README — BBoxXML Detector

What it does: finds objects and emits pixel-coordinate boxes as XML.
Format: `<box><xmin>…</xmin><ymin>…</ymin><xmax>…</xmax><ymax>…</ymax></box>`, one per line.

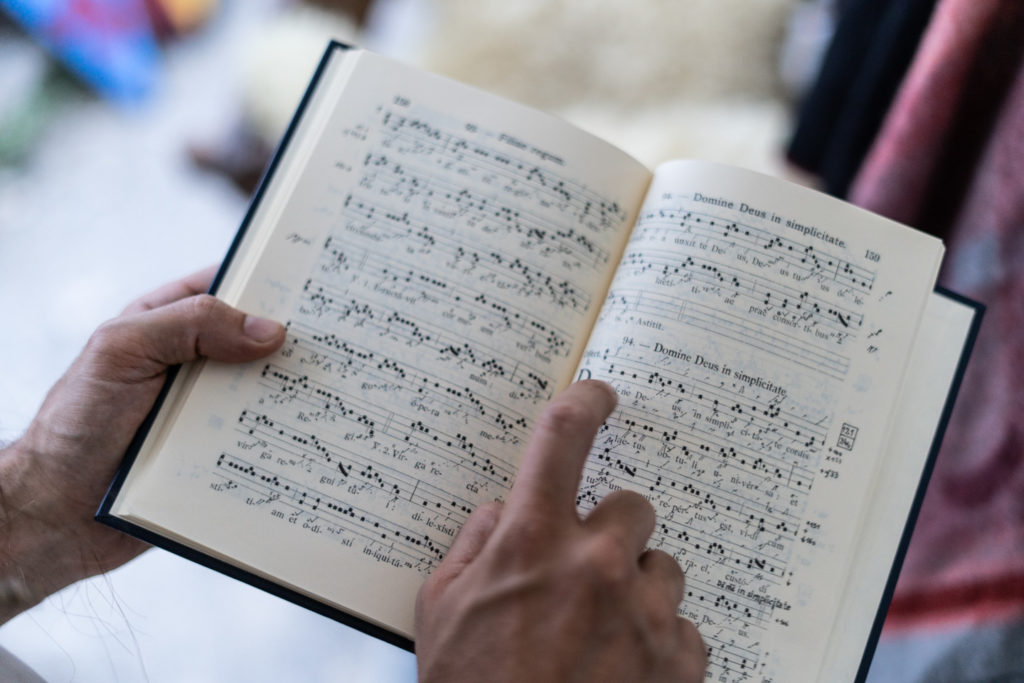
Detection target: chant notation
<box><xmin>341</xmin><ymin>192</ymin><xmax>593</xmax><ymax>311</ymax></box>
<box><xmin>256</xmin><ymin>360</ymin><xmax>528</xmax><ymax>483</ymax></box>
<box><xmin>213</xmin><ymin>451</ymin><xmax>455</xmax><ymax>572</ymax></box>
<box><xmin>234</xmin><ymin>408</ymin><xmax>508</xmax><ymax>503</ymax></box>
<box><xmin>317</xmin><ymin>237</ymin><xmax>573</xmax><ymax>358</ymax></box>
<box><xmin>584</xmin><ymin>443</ymin><xmax>801</xmax><ymax>565</ymax></box>
<box><xmin>618</xmin><ymin>249</ymin><xmax>864</xmax><ymax>333</ymax></box>
<box><xmin>580</xmin><ymin>427</ymin><xmax>797</xmax><ymax>681</ymax></box>
<box><xmin>360</xmin><ymin>151</ymin><xmax>609</xmax><ymax>267</ymax></box>
<box><xmin>640</xmin><ymin>205</ymin><xmax>876</xmax><ymax>294</ymax></box>
<box><xmin>574</xmin><ymin>332</ymin><xmax>838</xmax><ymax>680</ymax></box>
<box><xmin>304</xmin><ymin>251</ymin><xmax>572</xmax><ymax>362</ymax></box>
<box><xmin>680</xmin><ymin>574</ymin><xmax>770</xmax><ymax>677</ymax></box>
<box><xmin>299</xmin><ymin>279</ymin><xmax>560</xmax><ymax>387</ymax></box>
<box><xmin>286</xmin><ymin>313</ymin><xmax>544</xmax><ymax>417</ymax></box>
<box><xmin>284</xmin><ymin>318</ymin><xmax>552</xmax><ymax>413</ymax></box>
<box><xmin>597</xmin><ymin>355</ymin><xmax>827</xmax><ymax>454</ymax></box>
<box><xmin>375</xmin><ymin>108</ymin><xmax>628</xmax><ymax>234</ymax></box>
<box><xmin>582</xmin><ymin>393</ymin><xmax>816</xmax><ymax>541</ymax></box>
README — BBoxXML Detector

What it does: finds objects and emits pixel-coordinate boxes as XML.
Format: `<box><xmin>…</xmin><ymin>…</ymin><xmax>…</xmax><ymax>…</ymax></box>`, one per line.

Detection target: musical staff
<box><xmin>618</xmin><ymin>249</ymin><xmax>864</xmax><ymax>333</ymax></box>
<box><xmin>643</xmin><ymin>206</ymin><xmax>876</xmax><ymax>294</ymax></box>
<box><xmin>359</xmin><ymin>150</ymin><xmax>611</xmax><ymax>267</ymax></box>
<box><xmin>616</xmin><ymin>211</ymin><xmax>874</xmax><ymax>381</ymax></box>
<box><xmin>340</xmin><ymin>192</ymin><xmax>595</xmax><ymax>311</ymax></box>
<box><xmin>376</xmin><ymin>109</ymin><xmax>628</xmax><ymax>236</ymax></box>
<box><xmin>309</xmin><ymin>241</ymin><xmax>575</xmax><ymax>360</ymax></box>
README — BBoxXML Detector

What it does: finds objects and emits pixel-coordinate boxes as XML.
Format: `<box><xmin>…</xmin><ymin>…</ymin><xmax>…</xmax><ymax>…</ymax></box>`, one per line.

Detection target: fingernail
<box><xmin>243</xmin><ymin>315</ymin><xmax>284</xmax><ymax>342</ymax></box>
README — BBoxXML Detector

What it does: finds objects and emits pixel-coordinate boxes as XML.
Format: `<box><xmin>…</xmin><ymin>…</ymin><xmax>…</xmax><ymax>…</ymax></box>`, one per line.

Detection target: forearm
<box><xmin>0</xmin><ymin>438</ymin><xmax>63</xmax><ymax>623</ymax></box>
<box><xmin>0</xmin><ymin>427</ymin><xmax>150</xmax><ymax>625</ymax></box>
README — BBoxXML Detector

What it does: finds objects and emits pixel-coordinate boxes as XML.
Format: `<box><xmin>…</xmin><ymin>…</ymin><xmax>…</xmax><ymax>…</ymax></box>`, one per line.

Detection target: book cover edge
<box><xmin>89</xmin><ymin>43</ymin><xmax>985</xmax><ymax>668</ymax></box>
<box><xmin>100</xmin><ymin>513</ymin><xmax>414</xmax><ymax>651</ymax></box>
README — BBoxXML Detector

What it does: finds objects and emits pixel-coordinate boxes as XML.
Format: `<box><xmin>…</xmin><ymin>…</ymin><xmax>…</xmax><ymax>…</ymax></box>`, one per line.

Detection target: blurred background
<box><xmin>2</xmin><ymin>0</ymin><xmax>1022</xmax><ymax>680</ymax></box>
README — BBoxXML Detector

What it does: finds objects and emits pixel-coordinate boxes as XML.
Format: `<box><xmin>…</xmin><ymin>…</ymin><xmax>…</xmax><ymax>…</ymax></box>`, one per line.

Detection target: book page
<box><xmin>574</xmin><ymin>160</ymin><xmax>943</xmax><ymax>682</ymax></box>
<box><xmin>112</xmin><ymin>48</ymin><xmax>651</xmax><ymax>636</ymax></box>
<box><xmin>820</xmin><ymin>291</ymin><xmax>978</xmax><ymax>680</ymax></box>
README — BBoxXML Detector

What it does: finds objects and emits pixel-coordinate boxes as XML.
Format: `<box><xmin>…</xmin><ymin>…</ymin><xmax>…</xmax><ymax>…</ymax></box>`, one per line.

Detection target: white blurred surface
<box><xmin>0</xmin><ymin>2</ymin><xmax>420</xmax><ymax>680</ymax></box>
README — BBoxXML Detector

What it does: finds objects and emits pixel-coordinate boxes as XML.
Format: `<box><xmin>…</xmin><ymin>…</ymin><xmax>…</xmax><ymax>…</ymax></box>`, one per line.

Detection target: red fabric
<box><xmin>850</xmin><ymin>0</ymin><xmax>1024</xmax><ymax>630</ymax></box>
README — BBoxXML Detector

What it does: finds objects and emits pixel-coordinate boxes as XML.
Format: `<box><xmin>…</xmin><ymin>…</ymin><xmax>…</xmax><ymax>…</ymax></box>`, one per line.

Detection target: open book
<box><xmin>99</xmin><ymin>43</ymin><xmax>980</xmax><ymax>682</ymax></box>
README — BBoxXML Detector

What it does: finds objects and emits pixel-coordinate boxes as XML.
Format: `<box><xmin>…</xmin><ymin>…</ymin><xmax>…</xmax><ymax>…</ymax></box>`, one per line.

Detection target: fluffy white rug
<box><xmin>420</xmin><ymin>0</ymin><xmax>801</xmax><ymax>173</ymax></box>
<box><xmin>240</xmin><ymin>0</ymin><xmax>802</xmax><ymax>175</ymax></box>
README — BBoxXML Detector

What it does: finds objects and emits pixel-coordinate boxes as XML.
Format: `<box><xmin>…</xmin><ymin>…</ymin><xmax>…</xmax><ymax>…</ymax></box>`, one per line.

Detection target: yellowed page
<box><xmin>574</xmin><ymin>160</ymin><xmax>943</xmax><ymax>682</ymax></box>
<box><xmin>112</xmin><ymin>48</ymin><xmax>651</xmax><ymax>637</ymax></box>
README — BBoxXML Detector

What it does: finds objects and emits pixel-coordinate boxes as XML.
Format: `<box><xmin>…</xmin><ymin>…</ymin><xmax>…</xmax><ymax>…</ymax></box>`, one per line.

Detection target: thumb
<box><xmin>96</xmin><ymin>293</ymin><xmax>286</xmax><ymax>379</ymax></box>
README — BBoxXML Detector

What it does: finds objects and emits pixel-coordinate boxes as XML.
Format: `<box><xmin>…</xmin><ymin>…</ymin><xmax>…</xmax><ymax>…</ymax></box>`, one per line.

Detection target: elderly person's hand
<box><xmin>0</xmin><ymin>267</ymin><xmax>286</xmax><ymax>622</ymax></box>
<box><xmin>415</xmin><ymin>380</ymin><xmax>707</xmax><ymax>682</ymax></box>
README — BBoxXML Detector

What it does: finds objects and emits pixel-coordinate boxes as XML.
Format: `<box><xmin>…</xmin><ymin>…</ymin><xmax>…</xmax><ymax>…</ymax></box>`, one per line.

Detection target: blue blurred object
<box><xmin>0</xmin><ymin>0</ymin><xmax>160</xmax><ymax>102</ymax></box>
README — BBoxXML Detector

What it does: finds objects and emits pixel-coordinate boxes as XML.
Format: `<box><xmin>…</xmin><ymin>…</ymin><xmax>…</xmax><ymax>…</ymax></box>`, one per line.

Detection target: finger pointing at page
<box><xmin>503</xmin><ymin>379</ymin><xmax>618</xmax><ymax>520</ymax></box>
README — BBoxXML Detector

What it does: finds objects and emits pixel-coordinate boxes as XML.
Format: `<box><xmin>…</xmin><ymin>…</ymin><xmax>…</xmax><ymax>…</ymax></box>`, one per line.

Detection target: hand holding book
<box><xmin>0</xmin><ymin>268</ymin><xmax>707</xmax><ymax>681</ymax></box>
<box><xmin>0</xmin><ymin>266</ymin><xmax>286</xmax><ymax>623</ymax></box>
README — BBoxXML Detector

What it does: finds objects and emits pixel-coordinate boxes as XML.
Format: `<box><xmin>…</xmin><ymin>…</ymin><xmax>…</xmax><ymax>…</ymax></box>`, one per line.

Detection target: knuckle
<box><xmin>416</xmin><ymin>572</ymin><xmax>440</xmax><ymax>606</ymax></box>
<box><xmin>82</xmin><ymin>316</ymin><xmax>155</xmax><ymax>378</ymax></box>
<box><xmin>649</xmin><ymin>548</ymin><xmax>685</xmax><ymax>581</ymax></box>
<box><xmin>494</xmin><ymin>513</ymin><xmax>550</xmax><ymax>563</ymax></box>
<box><xmin>87</xmin><ymin>317</ymin><xmax>124</xmax><ymax>349</ymax></box>
<box><xmin>578</xmin><ymin>533</ymin><xmax>634</xmax><ymax>588</ymax></box>
<box><xmin>473</xmin><ymin>500</ymin><xmax>504</xmax><ymax>520</ymax></box>
<box><xmin>187</xmin><ymin>293</ymin><xmax>220</xmax><ymax>320</ymax></box>
<box><xmin>414</xmin><ymin>575</ymin><xmax>445</xmax><ymax>630</ymax></box>
<box><xmin>85</xmin><ymin>317</ymin><xmax>140</xmax><ymax>361</ymax></box>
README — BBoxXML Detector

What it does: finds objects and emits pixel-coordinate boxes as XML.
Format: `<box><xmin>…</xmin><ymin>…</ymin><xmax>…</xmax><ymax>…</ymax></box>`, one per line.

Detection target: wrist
<box><xmin>0</xmin><ymin>437</ymin><xmax>80</xmax><ymax>622</ymax></box>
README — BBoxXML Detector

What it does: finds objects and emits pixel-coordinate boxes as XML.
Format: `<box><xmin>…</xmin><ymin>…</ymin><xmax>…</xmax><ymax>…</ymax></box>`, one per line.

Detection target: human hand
<box><xmin>414</xmin><ymin>380</ymin><xmax>707</xmax><ymax>682</ymax></box>
<box><xmin>0</xmin><ymin>266</ymin><xmax>286</xmax><ymax>622</ymax></box>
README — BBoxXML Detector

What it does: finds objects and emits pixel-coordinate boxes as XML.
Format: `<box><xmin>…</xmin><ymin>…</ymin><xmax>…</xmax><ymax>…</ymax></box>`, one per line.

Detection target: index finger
<box><xmin>121</xmin><ymin>265</ymin><xmax>219</xmax><ymax>315</ymax></box>
<box><xmin>504</xmin><ymin>380</ymin><xmax>617</xmax><ymax>520</ymax></box>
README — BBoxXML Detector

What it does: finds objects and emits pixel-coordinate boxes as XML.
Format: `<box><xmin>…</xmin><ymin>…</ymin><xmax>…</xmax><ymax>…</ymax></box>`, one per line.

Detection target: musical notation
<box><xmin>618</xmin><ymin>249</ymin><xmax>864</xmax><ymax>333</ymax></box>
<box><xmin>607</xmin><ymin>204</ymin><xmax>878</xmax><ymax>384</ymax></box>
<box><xmin>576</xmin><ymin>368</ymin><xmax>816</xmax><ymax>676</ymax></box>
<box><xmin>185</xmin><ymin>84</ymin><xmax>886</xmax><ymax>680</ymax></box>
<box><xmin>310</xmin><ymin>240</ymin><xmax>574</xmax><ymax>360</ymax></box>
<box><xmin>645</xmin><ymin>206</ymin><xmax>876</xmax><ymax>294</ymax></box>
<box><xmin>375</xmin><ymin>109</ymin><xmax>628</xmax><ymax>236</ymax></box>
<box><xmin>359</xmin><ymin>151</ymin><xmax>610</xmax><ymax>267</ymax></box>
<box><xmin>340</xmin><ymin>193</ymin><xmax>595</xmax><ymax>312</ymax></box>
<box><xmin>575</xmin><ymin>346</ymin><xmax>821</xmax><ymax>676</ymax></box>
<box><xmin>201</xmin><ymin>91</ymin><xmax>634</xmax><ymax>584</ymax></box>
<box><xmin>569</xmin><ymin>183</ymin><xmax>883</xmax><ymax>679</ymax></box>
